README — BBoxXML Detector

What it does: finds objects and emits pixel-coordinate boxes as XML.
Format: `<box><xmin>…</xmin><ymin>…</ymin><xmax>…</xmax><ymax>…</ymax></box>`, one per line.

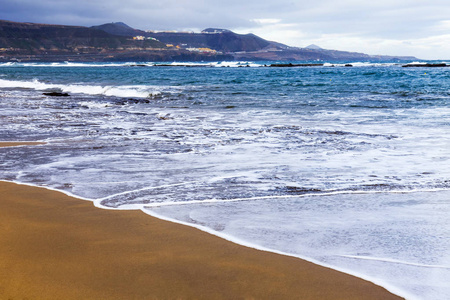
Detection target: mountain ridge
<box><xmin>0</xmin><ymin>20</ymin><xmax>417</xmax><ymax>62</ymax></box>
<box><xmin>91</xmin><ymin>22</ymin><xmax>287</xmax><ymax>53</ymax></box>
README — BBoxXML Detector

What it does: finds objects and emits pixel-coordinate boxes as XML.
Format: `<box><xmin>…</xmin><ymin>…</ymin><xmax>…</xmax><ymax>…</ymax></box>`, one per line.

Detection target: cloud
<box><xmin>1</xmin><ymin>0</ymin><xmax>450</xmax><ymax>59</ymax></box>
<box><xmin>251</xmin><ymin>19</ymin><xmax>282</xmax><ymax>25</ymax></box>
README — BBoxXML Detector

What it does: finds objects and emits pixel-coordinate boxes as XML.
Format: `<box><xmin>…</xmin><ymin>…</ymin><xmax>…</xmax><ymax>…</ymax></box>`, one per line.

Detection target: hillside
<box><xmin>0</xmin><ymin>20</ymin><xmax>417</xmax><ymax>62</ymax></box>
<box><xmin>91</xmin><ymin>22</ymin><xmax>146</xmax><ymax>37</ymax></box>
<box><xmin>92</xmin><ymin>22</ymin><xmax>287</xmax><ymax>53</ymax></box>
<box><xmin>0</xmin><ymin>20</ymin><xmax>165</xmax><ymax>54</ymax></box>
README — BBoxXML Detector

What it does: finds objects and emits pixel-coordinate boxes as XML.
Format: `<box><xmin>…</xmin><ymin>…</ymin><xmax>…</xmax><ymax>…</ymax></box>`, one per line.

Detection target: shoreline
<box><xmin>0</xmin><ymin>179</ymin><xmax>404</xmax><ymax>299</ymax></box>
<box><xmin>0</xmin><ymin>142</ymin><xmax>405</xmax><ymax>299</ymax></box>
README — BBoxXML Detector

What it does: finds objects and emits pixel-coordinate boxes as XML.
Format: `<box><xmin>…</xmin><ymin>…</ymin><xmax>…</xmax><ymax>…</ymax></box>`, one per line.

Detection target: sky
<box><xmin>1</xmin><ymin>0</ymin><xmax>450</xmax><ymax>60</ymax></box>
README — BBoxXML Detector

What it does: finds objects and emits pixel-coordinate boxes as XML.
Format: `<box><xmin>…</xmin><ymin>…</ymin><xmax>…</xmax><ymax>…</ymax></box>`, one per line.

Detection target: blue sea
<box><xmin>1</xmin><ymin>61</ymin><xmax>449</xmax><ymax>299</ymax></box>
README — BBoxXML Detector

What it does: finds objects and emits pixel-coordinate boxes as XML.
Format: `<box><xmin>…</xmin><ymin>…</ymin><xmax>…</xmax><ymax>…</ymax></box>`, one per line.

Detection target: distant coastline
<box><xmin>0</xmin><ymin>19</ymin><xmax>418</xmax><ymax>62</ymax></box>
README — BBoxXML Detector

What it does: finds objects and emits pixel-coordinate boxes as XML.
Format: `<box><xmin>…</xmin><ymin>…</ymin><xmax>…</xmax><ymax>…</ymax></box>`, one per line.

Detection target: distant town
<box><xmin>133</xmin><ymin>32</ymin><xmax>221</xmax><ymax>54</ymax></box>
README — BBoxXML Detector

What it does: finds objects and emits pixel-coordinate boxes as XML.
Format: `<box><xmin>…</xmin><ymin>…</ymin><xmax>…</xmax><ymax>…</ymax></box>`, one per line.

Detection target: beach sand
<box><xmin>0</xmin><ymin>145</ymin><xmax>403</xmax><ymax>300</ymax></box>
<box><xmin>0</xmin><ymin>141</ymin><xmax>46</xmax><ymax>147</ymax></box>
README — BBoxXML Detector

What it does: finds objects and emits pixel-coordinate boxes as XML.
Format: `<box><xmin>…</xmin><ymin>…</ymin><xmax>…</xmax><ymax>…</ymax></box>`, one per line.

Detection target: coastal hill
<box><xmin>92</xmin><ymin>22</ymin><xmax>288</xmax><ymax>53</ymax></box>
<box><xmin>0</xmin><ymin>20</ymin><xmax>417</xmax><ymax>62</ymax></box>
<box><xmin>0</xmin><ymin>20</ymin><xmax>165</xmax><ymax>52</ymax></box>
<box><xmin>0</xmin><ymin>20</ymin><xmax>232</xmax><ymax>62</ymax></box>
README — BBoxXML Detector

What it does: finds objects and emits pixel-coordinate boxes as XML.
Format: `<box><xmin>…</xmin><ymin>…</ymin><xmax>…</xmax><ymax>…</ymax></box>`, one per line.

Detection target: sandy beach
<box><xmin>0</xmin><ymin>144</ymin><xmax>403</xmax><ymax>300</ymax></box>
<box><xmin>0</xmin><ymin>141</ymin><xmax>46</xmax><ymax>147</ymax></box>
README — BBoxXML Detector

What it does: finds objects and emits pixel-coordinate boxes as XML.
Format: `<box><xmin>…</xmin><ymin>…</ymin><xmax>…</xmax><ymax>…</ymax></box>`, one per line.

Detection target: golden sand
<box><xmin>0</xmin><ymin>181</ymin><xmax>403</xmax><ymax>300</ymax></box>
<box><xmin>0</xmin><ymin>141</ymin><xmax>46</xmax><ymax>147</ymax></box>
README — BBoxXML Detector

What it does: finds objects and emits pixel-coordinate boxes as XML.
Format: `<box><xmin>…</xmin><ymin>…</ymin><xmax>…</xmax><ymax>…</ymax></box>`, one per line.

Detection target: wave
<box><xmin>323</xmin><ymin>62</ymin><xmax>400</xmax><ymax>67</ymax></box>
<box><xmin>163</xmin><ymin>61</ymin><xmax>263</xmax><ymax>68</ymax></box>
<box><xmin>1</xmin><ymin>61</ymin><xmax>434</xmax><ymax>69</ymax></box>
<box><xmin>1</xmin><ymin>61</ymin><xmax>403</xmax><ymax>68</ymax></box>
<box><xmin>157</xmin><ymin>61</ymin><xmax>401</xmax><ymax>68</ymax></box>
<box><xmin>0</xmin><ymin>61</ymin><xmax>265</xmax><ymax>68</ymax></box>
<box><xmin>0</xmin><ymin>78</ymin><xmax>164</xmax><ymax>98</ymax></box>
<box><xmin>0</xmin><ymin>62</ymin><xmax>140</xmax><ymax>68</ymax></box>
<box><xmin>95</xmin><ymin>182</ymin><xmax>450</xmax><ymax>209</ymax></box>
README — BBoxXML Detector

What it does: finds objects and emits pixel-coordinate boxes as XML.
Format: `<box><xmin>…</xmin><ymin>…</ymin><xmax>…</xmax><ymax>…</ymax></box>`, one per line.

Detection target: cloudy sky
<box><xmin>2</xmin><ymin>0</ymin><xmax>450</xmax><ymax>59</ymax></box>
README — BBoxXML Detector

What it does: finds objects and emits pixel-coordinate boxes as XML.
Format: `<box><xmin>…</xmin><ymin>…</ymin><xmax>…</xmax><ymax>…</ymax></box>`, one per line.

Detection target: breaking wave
<box><xmin>0</xmin><ymin>78</ymin><xmax>163</xmax><ymax>98</ymax></box>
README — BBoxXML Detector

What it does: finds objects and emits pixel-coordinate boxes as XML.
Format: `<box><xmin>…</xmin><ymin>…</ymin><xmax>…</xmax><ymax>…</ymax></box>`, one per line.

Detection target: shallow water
<box><xmin>1</xmin><ymin>61</ymin><xmax>449</xmax><ymax>299</ymax></box>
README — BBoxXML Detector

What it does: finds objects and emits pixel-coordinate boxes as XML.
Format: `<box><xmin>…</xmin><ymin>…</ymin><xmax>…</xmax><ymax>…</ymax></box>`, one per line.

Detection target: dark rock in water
<box><xmin>43</xmin><ymin>92</ymin><xmax>70</xmax><ymax>97</ymax></box>
<box><xmin>270</xmin><ymin>63</ymin><xmax>294</xmax><ymax>67</ymax></box>
<box><xmin>402</xmin><ymin>63</ymin><xmax>447</xmax><ymax>67</ymax></box>
<box><xmin>345</xmin><ymin>64</ymin><xmax>353</xmax><ymax>67</ymax></box>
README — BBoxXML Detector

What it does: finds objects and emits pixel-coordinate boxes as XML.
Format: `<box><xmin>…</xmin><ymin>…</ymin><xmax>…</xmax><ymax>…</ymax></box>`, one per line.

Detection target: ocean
<box><xmin>0</xmin><ymin>61</ymin><xmax>449</xmax><ymax>299</ymax></box>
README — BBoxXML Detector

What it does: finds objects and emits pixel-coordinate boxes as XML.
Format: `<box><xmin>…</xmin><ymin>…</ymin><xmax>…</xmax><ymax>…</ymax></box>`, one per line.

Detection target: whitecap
<box><xmin>0</xmin><ymin>78</ymin><xmax>162</xmax><ymax>98</ymax></box>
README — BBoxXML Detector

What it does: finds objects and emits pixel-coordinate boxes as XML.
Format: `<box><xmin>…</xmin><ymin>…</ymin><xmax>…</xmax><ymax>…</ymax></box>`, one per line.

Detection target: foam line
<box><xmin>127</xmin><ymin>188</ymin><xmax>450</xmax><ymax>208</ymax></box>
<box><xmin>97</xmin><ymin>181</ymin><xmax>200</xmax><ymax>201</ymax></box>
<box><xmin>340</xmin><ymin>255</ymin><xmax>450</xmax><ymax>269</ymax></box>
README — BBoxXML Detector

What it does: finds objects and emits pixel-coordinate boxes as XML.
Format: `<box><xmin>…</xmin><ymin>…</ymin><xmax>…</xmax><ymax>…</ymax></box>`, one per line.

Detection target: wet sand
<box><xmin>0</xmin><ymin>141</ymin><xmax>46</xmax><ymax>147</ymax></box>
<box><xmin>0</xmin><ymin>144</ymin><xmax>403</xmax><ymax>299</ymax></box>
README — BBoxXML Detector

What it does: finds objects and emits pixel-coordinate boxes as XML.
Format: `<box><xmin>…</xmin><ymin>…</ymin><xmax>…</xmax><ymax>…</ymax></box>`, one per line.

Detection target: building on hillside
<box><xmin>186</xmin><ymin>47</ymin><xmax>218</xmax><ymax>54</ymax></box>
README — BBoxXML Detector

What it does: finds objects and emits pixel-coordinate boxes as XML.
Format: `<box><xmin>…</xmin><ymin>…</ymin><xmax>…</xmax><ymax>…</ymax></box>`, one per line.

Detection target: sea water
<box><xmin>0</xmin><ymin>61</ymin><xmax>449</xmax><ymax>299</ymax></box>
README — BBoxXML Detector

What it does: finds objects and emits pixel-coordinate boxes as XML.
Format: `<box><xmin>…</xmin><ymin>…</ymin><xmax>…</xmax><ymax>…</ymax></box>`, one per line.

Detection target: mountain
<box><xmin>0</xmin><ymin>20</ymin><xmax>235</xmax><ymax>62</ymax></box>
<box><xmin>91</xmin><ymin>22</ymin><xmax>146</xmax><ymax>37</ymax></box>
<box><xmin>0</xmin><ymin>19</ymin><xmax>165</xmax><ymax>54</ymax></box>
<box><xmin>305</xmin><ymin>44</ymin><xmax>322</xmax><ymax>50</ymax></box>
<box><xmin>91</xmin><ymin>22</ymin><xmax>416</xmax><ymax>61</ymax></box>
<box><xmin>91</xmin><ymin>22</ymin><xmax>285</xmax><ymax>53</ymax></box>
<box><xmin>0</xmin><ymin>20</ymin><xmax>417</xmax><ymax>62</ymax></box>
<box><xmin>149</xmin><ymin>31</ymin><xmax>277</xmax><ymax>52</ymax></box>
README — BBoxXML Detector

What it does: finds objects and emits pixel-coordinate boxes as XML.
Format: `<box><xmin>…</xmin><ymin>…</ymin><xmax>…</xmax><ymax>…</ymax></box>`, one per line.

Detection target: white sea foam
<box><xmin>0</xmin><ymin>61</ymin><xmax>265</xmax><ymax>68</ymax></box>
<box><xmin>213</xmin><ymin>61</ymin><xmax>262</xmax><ymax>67</ymax></box>
<box><xmin>102</xmin><ymin>188</ymin><xmax>449</xmax><ymax>208</ymax></box>
<box><xmin>153</xmin><ymin>61</ymin><xmax>263</xmax><ymax>67</ymax></box>
<box><xmin>405</xmin><ymin>61</ymin><xmax>427</xmax><ymax>65</ymax></box>
<box><xmin>0</xmin><ymin>61</ymin><xmax>410</xmax><ymax>69</ymax></box>
<box><xmin>0</xmin><ymin>62</ymin><xmax>139</xmax><ymax>68</ymax></box>
<box><xmin>339</xmin><ymin>255</ymin><xmax>450</xmax><ymax>269</ymax></box>
<box><xmin>98</xmin><ymin>181</ymin><xmax>200</xmax><ymax>202</ymax></box>
<box><xmin>165</xmin><ymin>62</ymin><xmax>214</xmax><ymax>67</ymax></box>
<box><xmin>323</xmin><ymin>62</ymin><xmax>399</xmax><ymax>67</ymax></box>
<box><xmin>0</xmin><ymin>62</ymin><xmax>17</xmax><ymax>67</ymax></box>
<box><xmin>0</xmin><ymin>78</ymin><xmax>161</xmax><ymax>98</ymax></box>
<box><xmin>79</xmin><ymin>101</ymin><xmax>110</xmax><ymax>109</ymax></box>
